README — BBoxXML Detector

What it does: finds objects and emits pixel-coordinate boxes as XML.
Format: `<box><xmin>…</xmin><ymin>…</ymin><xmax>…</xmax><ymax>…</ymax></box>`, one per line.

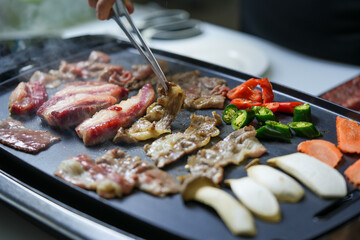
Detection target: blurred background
<box><xmin>0</xmin><ymin>0</ymin><xmax>239</xmax><ymax>35</ymax></box>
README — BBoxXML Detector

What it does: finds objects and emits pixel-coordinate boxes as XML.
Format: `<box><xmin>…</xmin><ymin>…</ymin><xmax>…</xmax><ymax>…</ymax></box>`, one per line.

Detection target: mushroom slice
<box><xmin>247</xmin><ymin>165</ymin><xmax>305</xmax><ymax>202</ymax></box>
<box><xmin>267</xmin><ymin>153</ymin><xmax>347</xmax><ymax>198</ymax></box>
<box><xmin>225</xmin><ymin>177</ymin><xmax>281</xmax><ymax>222</ymax></box>
<box><xmin>181</xmin><ymin>176</ymin><xmax>256</xmax><ymax>236</ymax></box>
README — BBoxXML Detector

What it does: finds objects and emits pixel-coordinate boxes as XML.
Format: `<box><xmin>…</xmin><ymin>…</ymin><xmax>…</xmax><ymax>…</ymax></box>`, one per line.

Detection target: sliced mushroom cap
<box><xmin>247</xmin><ymin>164</ymin><xmax>305</xmax><ymax>202</ymax></box>
<box><xmin>267</xmin><ymin>153</ymin><xmax>347</xmax><ymax>198</ymax></box>
<box><xmin>226</xmin><ymin>177</ymin><xmax>281</xmax><ymax>222</ymax></box>
<box><xmin>181</xmin><ymin>176</ymin><xmax>256</xmax><ymax>236</ymax></box>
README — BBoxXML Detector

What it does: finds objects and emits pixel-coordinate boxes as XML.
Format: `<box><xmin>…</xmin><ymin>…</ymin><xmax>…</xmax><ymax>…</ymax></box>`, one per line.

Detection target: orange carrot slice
<box><xmin>344</xmin><ymin>159</ymin><xmax>360</xmax><ymax>189</ymax></box>
<box><xmin>336</xmin><ymin>116</ymin><xmax>360</xmax><ymax>154</ymax></box>
<box><xmin>297</xmin><ymin>139</ymin><xmax>342</xmax><ymax>168</ymax></box>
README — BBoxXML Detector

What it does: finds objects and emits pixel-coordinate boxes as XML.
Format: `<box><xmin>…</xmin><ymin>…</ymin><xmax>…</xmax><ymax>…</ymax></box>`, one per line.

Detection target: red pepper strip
<box><xmin>277</xmin><ymin>102</ymin><xmax>304</xmax><ymax>114</ymax></box>
<box><xmin>227</xmin><ymin>78</ymin><xmax>260</xmax><ymax>100</ymax></box>
<box><xmin>259</xmin><ymin>78</ymin><xmax>274</xmax><ymax>103</ymax></box>
<box><xmin>250</xmin><ymin>89</ymin><xmax>263</xmax><ymax>102</ymax></box>
<box><xmin>262</xmin><ymin>102</ymin><xmax>280</xmax><ymax>113</ymax></box>
<box><xmin>230</xmin><ymin>98</ymin><xmax>262</xmax><ymax>110</ymax></box>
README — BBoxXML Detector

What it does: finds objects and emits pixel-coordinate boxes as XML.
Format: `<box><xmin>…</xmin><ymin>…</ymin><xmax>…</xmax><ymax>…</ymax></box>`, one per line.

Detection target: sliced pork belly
<box><xmin>0</xmin><ymin>118</ymin><xmax>60</xmax><ymax>154</ymax></box>
<box><xmin>113</xmin><ymin>82</ymin><xmax>185</xmax><ymax>143</ymax></box>
<box><xmin>187</xmin><ymin>126</ymin><xmax>267</xmax><ymax>184</ymax></box>
<box><xmin>37</xmin><ymin>81</ymin><xmax>128</xmax><ymax>128</ymax></box>
<box><xmin>105</xmin><ymin>59</ymin><xmax>169</xmax><ymax>90</ymax></box>
<box><xmin>28</xmin><ymin>51</ymin><xmax>113</xmax><ymax>89</ymax></box>
<box><xmin>54</xmin><ymin>153</ymin><xmax>136</xmax><ymax>198</ymax></box>
<box><xmin>168</xmin><ymin>70</ymin><xmax>230</xmax><ymax>109</ymax></box>
<box><xmin>55</xmin><ymin>149</ymin><xmax>180</xmax><ymax>198</ymax></box>
<box><xmin>144</xmin><ymin>111</ymin><xmax>222</xmax><ymax>168</ymax></box>
<box><xmin>29</xmin><ymin>70</ymin><xmax>76</xmax><ymax>89</ymax></box>
<box><xmin>8</xmin><ymin>81</ymin><xmax>47</xmax><ymax>115</ymax></box>
<box><xmin>59</xmin><ymin>50</ymin><xmax>114</xmax><ymax>79</ymax></box>
<box><xmin>76</xmin><ymin>84</ymin><xmax>156</xmax><ymax>146</ymax></box>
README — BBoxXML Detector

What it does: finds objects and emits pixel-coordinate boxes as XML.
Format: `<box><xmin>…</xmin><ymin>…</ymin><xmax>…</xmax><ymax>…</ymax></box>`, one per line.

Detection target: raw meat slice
<box><xmin>0</xmin><ymin>118</ymin><xmax>60</xmax><ymax>154</ymax></box>
<box><xmin>320</xmin><ymin>76</ymin><xmax>360</xmax><ymax>111</ymax></box>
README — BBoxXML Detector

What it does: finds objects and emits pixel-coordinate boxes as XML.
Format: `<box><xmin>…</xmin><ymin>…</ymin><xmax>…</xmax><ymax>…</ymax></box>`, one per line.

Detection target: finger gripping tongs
<box><xmin>112</xmin><ymin>0</ymin><xmax>168</xmax><ymax>91</ymax></box>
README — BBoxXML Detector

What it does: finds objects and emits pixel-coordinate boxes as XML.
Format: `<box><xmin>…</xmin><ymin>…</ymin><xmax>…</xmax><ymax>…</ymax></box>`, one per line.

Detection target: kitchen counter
<box><xmin>0</xmin><ymin>3</ymin><xmax>360</xmax><ymax>239</ymax></box>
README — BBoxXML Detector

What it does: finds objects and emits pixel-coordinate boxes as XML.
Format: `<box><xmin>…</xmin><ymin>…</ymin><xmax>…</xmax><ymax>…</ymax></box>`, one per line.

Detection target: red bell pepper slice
<box><xmin>262</xmin><ymin>102</ymin><xmax>280</xmax><ymax>113</ymax></box>
<box><xmin>227</xmin><ymin>78</ymin><xmax>260</xmax><ymax>100</ymax></box>
<box><xmin>250</xmin><ymin>89</ymin><xmax>263</xmax><ymax>102</ymax></box>
<box><xmin>230</xmin><ymin>98</ymin><xmax>262</xmax><ymax>110</ymax></box>
<box><xmin>277</xmin><ymin>102</ymin><xmax>304</xmax><ymax>114</ymax></box>
<box><xmin>259</xmin><ymin>78</ymin><xmax>274</xmax><ymax>103</ymax></box>
<box><xmin>227</xmin><ymin>78</ymin><xmax>274</xmax><ymax>104</ymax></box>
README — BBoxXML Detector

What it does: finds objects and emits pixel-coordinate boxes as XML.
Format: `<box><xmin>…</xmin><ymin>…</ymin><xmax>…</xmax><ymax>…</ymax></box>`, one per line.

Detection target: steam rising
<box><xmin>0</xmin><ymin>0</ymin><xmax>95</xmax><ymax>36</ymax></box>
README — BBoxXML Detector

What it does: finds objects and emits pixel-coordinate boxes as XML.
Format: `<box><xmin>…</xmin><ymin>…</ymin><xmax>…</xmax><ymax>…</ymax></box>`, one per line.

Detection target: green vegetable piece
<box><xmin>288</xmin><ymin>122</ymin><xmax>322</xmax><ymax>138</ymax></box>
<box><xmin>252</xmin><ymin>106</ymin><xmax>278</xmax><ymax>124</ymax></box>
<box><xmin>231</xmin><ymin>109</ymin><xmax>255</xmax><ymax>130</ymax></box>
<box><xmin>222</xmin><ymin>104</ymin><xmax>239</xmax><ymax>124</ymax></box>
<box><xmin>293</xmin><ymin>104</ymin><xmax>312</xmax><ymax>122</ymax></box>
<box><xmin>256</xmin><ymin>121</ymin><xmax>292</xmax><ymax>143</ymax></box>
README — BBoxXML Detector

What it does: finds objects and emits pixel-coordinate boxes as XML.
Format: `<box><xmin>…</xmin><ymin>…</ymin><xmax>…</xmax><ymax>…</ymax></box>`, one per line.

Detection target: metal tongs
<box><xmin>112</xmin><ymin>0</ymin><xmax>168</xmax><ymax>91</ymax></box>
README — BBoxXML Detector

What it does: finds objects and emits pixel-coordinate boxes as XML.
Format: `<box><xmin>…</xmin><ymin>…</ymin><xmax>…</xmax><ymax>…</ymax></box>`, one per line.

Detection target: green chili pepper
<box><xmin>231</xmin><ymin>109</ymin><xmax>255</xmax><ymax>130</ymax></box>
<box><xmin>256</xmin><ymin>120</ymin><xmax>292</xmax><ymax>143</ymax></box>
<box><xmin>222</xmin><ymin>104</ymin><xmax>239</xmax><ymax>124</ymax></box>
<box><xmin>288</xmin><ymin>122</ymin><xmax>321</xmax><ymax>138</ymax></box>
<box><xmin>293</xmin><ymin>104</ymin><xmax>312</xmax><ymax>122</ymax></box>
<box><xmin>252</xmin><ymin>106</ymin><xmax>278</xmax><ymax>124</ymax></box>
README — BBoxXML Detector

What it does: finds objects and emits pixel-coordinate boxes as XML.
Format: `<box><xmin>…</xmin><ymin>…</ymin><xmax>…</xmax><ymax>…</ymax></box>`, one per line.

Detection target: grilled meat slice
<box><xmin>105</xmin><ymin>59</ymin><xmax>169</xmax><ymax>90</ymax></box>
<box><xmin>37</xmin><ymin>81</ymin><xmax>128</xmax><ymax>129</ymax></box>
<box><xmin>8</xmin><ymin>81</ymin><xmax>47</xmax><ymax>115</ymax></box>
<box><xmin>28</xmin><ymin>51</ymin><xmax>114</xmax><ymax>89</ymax></box>
<box><xmin>0</xmin><ymin>118</ymin><xmax>60</xmax><ymax>154</ymax></box>
<box><xmin>168</xmin><ymin>70</ymin><xmax>230</xmax><ymax>109</ymax></box>
<box><xmin>54</xmin><ymin>153</ymin><xmax>136</xmax><ymax>198</ymax></box>
<box><xmin>187</xmin><ymin>126</ymin><xmax>267</xmax><ymax>184</ymax></box>
<box><xmin>113</xmin><ymin>82</ymin><xmax>185</xmax><ymax>143</ymax></box>
<box><xmin>59</xmin><ymin>50</ymin><xmax>115</xmax><ymax>79</ymax></box>
<box><xmin>76</xmin><ymin>84</ymin><xmax>156</xmax><ymax>146</ymax></box>
<box><xmin>55</xmin><ymin>149</ymin><xmax>180</xmax><ymax>198</ymax></box>
<box><xmin>144</xmin><ymin>111</ymin><xmax>222</xmax><ymax>168</ymax></box>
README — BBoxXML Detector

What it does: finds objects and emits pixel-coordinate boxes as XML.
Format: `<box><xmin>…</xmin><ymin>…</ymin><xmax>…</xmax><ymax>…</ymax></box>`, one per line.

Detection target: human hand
<box><xmin>88</xmin><ymin>0</ymin><xmax>134</xmax><ymax>20</ymax></box>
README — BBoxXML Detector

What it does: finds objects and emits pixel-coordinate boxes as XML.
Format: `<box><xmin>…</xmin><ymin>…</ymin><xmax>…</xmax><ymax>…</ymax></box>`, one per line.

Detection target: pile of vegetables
<box><xmin>223</xmin><ymin>78</ymin><xmax>321</xmax><ymax>142</ymax></box>
<box><xmin>225</xmin><ymin>78</ymin><xmax>360</xmax><ymax>190</ymax></box>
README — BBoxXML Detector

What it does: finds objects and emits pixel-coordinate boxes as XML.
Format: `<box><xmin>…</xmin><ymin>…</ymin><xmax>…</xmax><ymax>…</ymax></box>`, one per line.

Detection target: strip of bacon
<box><xmin>8</xmin><ymin>81</ymin><xmax>48</xmax><ymax>115</ymax></box>
<box><xmin>0</xmin><ymin>118</ymin><xmax>60</xmax><ymax>154</ymax></box>
<box><xmin>144</xmin><ymin>112</ymin><xmax>222</xmax><ymax>168</ymax></box>
<box><xmin>37</xmin><ymin>81</ymin><xmax>128</xmax><ymax>129</ymax></box>
<box><xmin>186</xmin><ymin>126</ymin><xmax>267</xmax><ymax>184</ymax></box>
<box><xmin>113</xmin><ymin>82</ymin><xmax>185</xmax><ymax>143</ymax></box>
<box><xmin>54</xmin><ymin>149</ymin><xmax>180</xmax><ymax>198</ymax></box>
<box><xmin>76</xmin><ymin>84</ymin><xmax>156</xmax><ymax>146</ymax></box>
